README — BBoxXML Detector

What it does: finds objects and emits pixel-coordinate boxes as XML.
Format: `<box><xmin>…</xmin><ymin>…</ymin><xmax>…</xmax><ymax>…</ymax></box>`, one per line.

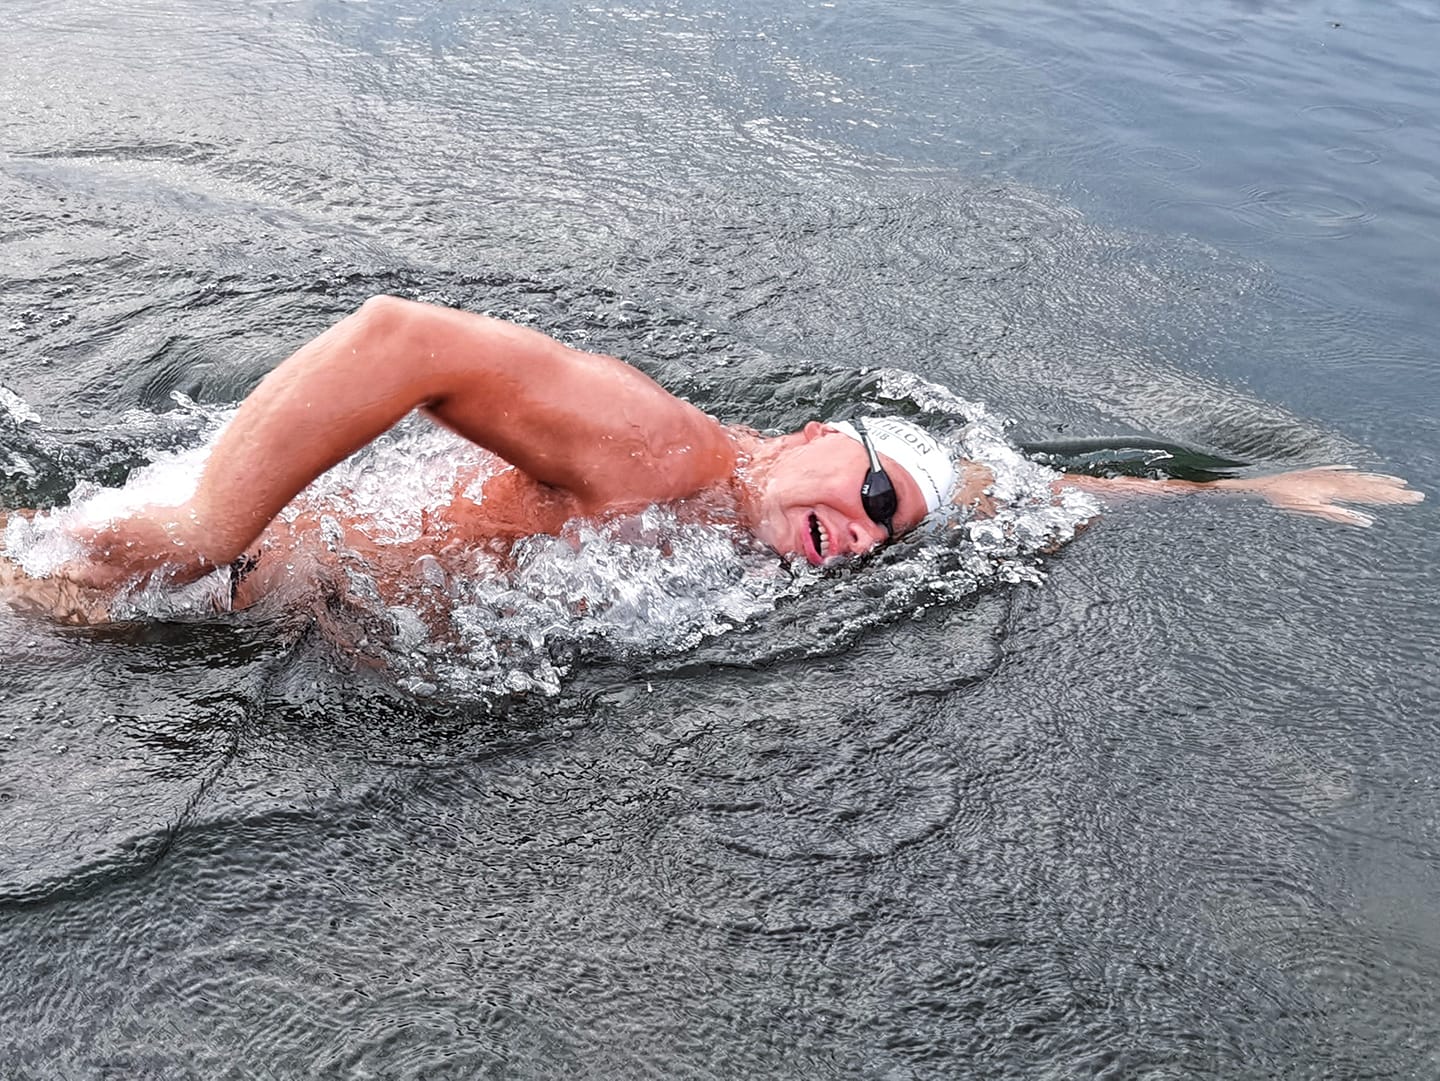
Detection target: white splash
<box><xmin>5</xmin><ymin>439</ymin><xmax>216</xmax><ymax>581</ymax></box>
<box><xmin>1</xmin><ymin>386</ymin><xmax>43</xmax><ymax>426</ymax></box>
<box><xmin>878</xmin><ymin>368</ymin><xmax>1100</xmax><ymax>583</ymax></box>
<box><xmin>4</xmin><ymin>376</ymin><xmax>1099</xmax><ymax>700</ymax></box>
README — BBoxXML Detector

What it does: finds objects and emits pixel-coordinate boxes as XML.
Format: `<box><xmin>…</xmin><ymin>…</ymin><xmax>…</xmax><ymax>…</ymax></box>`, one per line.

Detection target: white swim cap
<box><xmin>829</xmin><ymin>417</ymin><xmax>956</xmax><ymax>514</ymax></box>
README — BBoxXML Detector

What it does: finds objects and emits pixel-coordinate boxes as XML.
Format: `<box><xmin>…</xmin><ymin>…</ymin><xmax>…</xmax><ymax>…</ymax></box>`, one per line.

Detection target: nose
<box><xmin>846</xmin><ymin>517</ymin><xmax>887</xmax><ymax>555</ymax></box>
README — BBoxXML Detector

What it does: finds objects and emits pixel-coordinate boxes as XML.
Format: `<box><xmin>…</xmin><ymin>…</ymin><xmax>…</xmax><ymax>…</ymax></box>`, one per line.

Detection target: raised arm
<box><xmin>62</xmin><ymin>296</ymin><xmax>735</xmax><ymax>587</ymax></box>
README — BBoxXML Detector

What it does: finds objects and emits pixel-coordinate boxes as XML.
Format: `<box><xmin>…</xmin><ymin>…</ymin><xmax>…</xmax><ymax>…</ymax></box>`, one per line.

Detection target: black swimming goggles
<box><xmin>853</xmin><ymin>418</ymin><xmax>898</xmax><ymax>538</ymax></box>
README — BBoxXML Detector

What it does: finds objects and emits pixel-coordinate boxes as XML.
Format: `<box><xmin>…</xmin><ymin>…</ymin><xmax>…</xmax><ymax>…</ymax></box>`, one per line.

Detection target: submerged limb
<box><xmin>1063</xmin><ymin>465</ymin><xmax>1423</xmax><ymax>526</ymax></box>
<box><xmin>1</xmin><ymin>547</ymin><xmax>113</xmax><ymax>624</ymax></box>
<box><xmin>1221</xmin><ymin>466</ymin><xmax>1423</xmax><ymax>526</ymax></box>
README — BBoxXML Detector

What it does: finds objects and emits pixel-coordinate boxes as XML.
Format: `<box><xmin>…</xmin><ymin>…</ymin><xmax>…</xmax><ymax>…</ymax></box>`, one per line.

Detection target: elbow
<box><xmin>353</xmin><ymin>293</ymin><xmax>421</xmax><ymax>343</ymax></box>
<box><xmin>321</xmin><ymin>295</ymin><xmax>420</xmax><ymax>374</ymax></box>
<box><xmin>351</xmin><ymin>292</ymin><xmax>474</xmax><ymax>362</ymax></box>
<box><xmin>341</xmin><ymin>294</ymin><xmax>444</xmax><ymax>403</ymax></box>
<box><xmin>357</xmin><ymin>292</ymin><xmax>415</xmax><ymax>319</ymax></box>
<box><xmin>342</xmin><ymin>295</ymin><xmax>531</xmax><ymax>413</ymax></box>
<box><xmin>349</xmin><ymin>295</ymin><xmax>520</xmax><ymax>412</ymax></box>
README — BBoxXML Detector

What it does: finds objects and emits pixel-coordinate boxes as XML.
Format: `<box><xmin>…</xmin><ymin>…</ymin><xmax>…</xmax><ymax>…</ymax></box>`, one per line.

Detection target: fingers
<box><xmin>1338</xmin><ymin>473</ymin><xmax>1424</xmax><ymax>506</ymax></box>
<box><xmin>1294</xmin><ymin>466</ymin><xmax>1425</xmax><ymax>508</ymax></box>
<box><xmin>1352</xmin><ymin>474</ymin><xmax>1425</xmax><ymax>504</ymax></box>
<box><xmin>1326</xmin><ymin>505</ymin><xmax>1375</xmax><ymax>527</ymax></box>
<box><xmin>1279</xmin><ymin>499</ymin><xmax>1375</xmax><ymax>526</ymax></box>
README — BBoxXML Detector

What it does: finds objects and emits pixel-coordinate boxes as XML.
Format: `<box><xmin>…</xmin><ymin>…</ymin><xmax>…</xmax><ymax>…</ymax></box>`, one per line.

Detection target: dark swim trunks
<box><xmin>228</xmin><ymin>552</ymin><xmax>260</xmax><ymax>607</ymax></box>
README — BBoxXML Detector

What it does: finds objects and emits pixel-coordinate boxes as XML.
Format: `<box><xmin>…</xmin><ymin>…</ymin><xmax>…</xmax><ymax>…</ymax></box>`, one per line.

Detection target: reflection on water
<box><xmin>3</xmin><ymin>0</ymin><xmax>1439</xmax><ymax>1078</ymax></box>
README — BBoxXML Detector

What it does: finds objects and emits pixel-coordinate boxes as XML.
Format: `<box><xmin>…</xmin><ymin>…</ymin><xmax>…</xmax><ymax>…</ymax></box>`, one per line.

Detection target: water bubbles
<box><xmin>968</xmin><ymin>520</ymin><xmax>1006</xmax><ymax>548</ymax></box>
<box><xmin>110</xmin><ymin>566</ymin><xmax>231</xmax><ymax>620</ymax></box>
<box><xmin>388</xmin><ymin>607</ymin><xmax>429</xmax><ymax>652</ymax></box>
<box><xmin>320</xmin><ymin>514</ymin><xmax>345</xmax><ymax>552</ymax></box>
<box><xmin>398</xmin><ymin>677</ymin><xmax>439</xmax><ymax>698</ymax></box>
<box><xmin>4</xmin><ymin>453</ymin><xmax>38</xmax><ymax>480</ymax></box>
<box><xmin>5</xmin><ymin>511</ymin><xmax>84</xmax><ymax>579</ymax></box>
<box><xmin>3</xmin><ymin>379</ymin><xmax>1098</xmax><ymax>702</ymax></box>
<box><xmin>0</xmin><ymin>388</ymin><xmax>43</xmax><ymax>426</ymax></box>
<box><xmin>413</xmin><ymin>554</ymin><xmax>448</xmax><ymax>590</ymax></box>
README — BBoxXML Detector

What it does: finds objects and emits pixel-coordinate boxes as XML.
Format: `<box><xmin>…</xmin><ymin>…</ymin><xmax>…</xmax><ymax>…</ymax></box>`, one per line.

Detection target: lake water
<box><xmin>3</xmin><ymin>1</ymin><xmax>1439</xmax><ymax>1078</ymax></box>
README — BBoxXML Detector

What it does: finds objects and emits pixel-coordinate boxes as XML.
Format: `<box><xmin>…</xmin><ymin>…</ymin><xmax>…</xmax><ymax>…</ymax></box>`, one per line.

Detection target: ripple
<box><xmin>638</xmin><ymin>826</ymin><xmax>884</xmax><ymax>934</ymax></box>
<box><xmin>1204</xmin><ymin>27</ymin><xmax>1244</xmax><ymax>44</ymax></box>
<box><xmin>1152</xmin><ymin>186</ymin><xmax>1374</xmax><ymax>242</ymax></box>
<box><xmin>693</xmin><ymin>762</ymin><xmax>960</xmax><ymax>866</ymax></box>
<box><xmin>1167</xmin><ymin>70</ymin><xmax>1254</xmax><ymax>94</ymax></box>
<box><xmin>1303</xmin><ymin>103</ymin><xmax>1404</xmax><ymax>133</ymax></box>
<box><xmin>1148</xmin><ymin>197</ymin><xmax>1269</xmax><ymax>244</ymax></box>
<box><xmin>1128</xmin><ymin>146</ymin><xmax>1202</xmax><ymax>172</ymax></box>
<box><xmin>681</xmin><ymin>709</ymin><xmax>961</xmax><ymax>867</ymax></box>
<box><xmin>1242</xmin><ymin>185</ymin><xmax>1375</xmax><ymax>239</ymax></box>
<box><xmin>20</xmin><ymin>140</ymin><xmax>220</xmax><ymax>164</ymax></box>
<box><xmin>1324</xmin><ymin>145</ymin><xmax>1381</xmax><ymax>165</ymax></box>
<box><xmin>614</xmin><ymin>664</ymin><xmax>972</xmax><ymax>935</ymax></box>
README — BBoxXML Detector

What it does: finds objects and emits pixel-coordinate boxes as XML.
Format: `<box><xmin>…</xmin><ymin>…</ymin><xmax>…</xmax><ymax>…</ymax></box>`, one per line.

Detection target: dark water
<box><xmin>4</xmin><ymin>1</ymin><xmax>1439</xmax><ymax>1078</ymax></box>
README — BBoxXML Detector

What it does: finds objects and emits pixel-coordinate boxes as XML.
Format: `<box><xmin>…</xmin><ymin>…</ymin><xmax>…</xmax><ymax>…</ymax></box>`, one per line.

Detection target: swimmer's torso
<box><xmin>231</xmin><ymin>463</ymin><xmax>586</xmax><ymax>610</ymax></box>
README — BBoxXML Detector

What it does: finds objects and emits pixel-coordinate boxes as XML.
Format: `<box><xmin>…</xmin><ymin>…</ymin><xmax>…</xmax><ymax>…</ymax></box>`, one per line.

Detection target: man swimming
<box><xmin>0</xmin><ymin>295</ymin><xmax>1424</xmax><ymax>620</ymax></box>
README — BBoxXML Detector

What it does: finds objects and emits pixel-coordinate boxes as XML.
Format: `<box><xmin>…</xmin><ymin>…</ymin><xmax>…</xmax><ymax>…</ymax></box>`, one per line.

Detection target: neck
<box><xmin>682</xmin><ymin>426</ymin><xmax>794</xmax><ymax>536</ymax></box>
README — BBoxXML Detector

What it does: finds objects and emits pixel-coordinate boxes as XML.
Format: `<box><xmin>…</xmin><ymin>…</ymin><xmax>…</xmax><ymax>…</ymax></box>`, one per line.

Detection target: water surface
<box><xmin>3</xmin><ymin>1</ymin><xmax>1439</xmax><ymax>1078</ymax></box>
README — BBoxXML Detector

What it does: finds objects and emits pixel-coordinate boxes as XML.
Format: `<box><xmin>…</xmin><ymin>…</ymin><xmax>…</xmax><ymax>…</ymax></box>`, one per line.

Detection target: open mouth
<box><xmin>808</xmin><ymin>512</ymin><xmax>827</xmax><ymax>560</ymax></box>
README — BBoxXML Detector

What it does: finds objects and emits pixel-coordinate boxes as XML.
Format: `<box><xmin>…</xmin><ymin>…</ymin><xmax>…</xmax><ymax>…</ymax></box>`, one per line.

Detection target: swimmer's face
<box><xmin>751</xmin><ymin>422</ymin><xmax>930</xmax><ymax>566</ymax></box>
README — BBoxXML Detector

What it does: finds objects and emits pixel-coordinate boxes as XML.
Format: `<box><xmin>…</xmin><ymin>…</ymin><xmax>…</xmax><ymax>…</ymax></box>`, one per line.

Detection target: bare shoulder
<box><xmin>554</xmin><ymin>351</ymin><xmax>738</xmax><ymax>509</ymax></box>
<box><xmin>410</xmin><ymin>304</ymin><xmax>738</xmax><ymax>511</ymax></box>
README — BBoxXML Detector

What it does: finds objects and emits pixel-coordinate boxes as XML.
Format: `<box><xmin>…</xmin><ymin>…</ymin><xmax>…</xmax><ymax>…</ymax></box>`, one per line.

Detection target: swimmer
<box><xmin>0</xmin><ymin>296</ymin><xmax>1424</xmax><ymax>620</ymax></box>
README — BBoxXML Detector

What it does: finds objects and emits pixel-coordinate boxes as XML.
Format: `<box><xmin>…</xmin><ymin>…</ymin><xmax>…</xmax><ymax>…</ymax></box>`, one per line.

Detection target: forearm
<box><xmin>1056</xmin><ymin>466</ymin><xmax>1421</xmax><ymax>527</ymax></box>
<box><xmin>1057</xmin><ymin>473</ymin><xmax>1216</xmax><ymax>501</ymax></box>
<box><xmin>178</xmin><ymin>297</ymin><xmax>436</xmax><ymax>561</ymax></box>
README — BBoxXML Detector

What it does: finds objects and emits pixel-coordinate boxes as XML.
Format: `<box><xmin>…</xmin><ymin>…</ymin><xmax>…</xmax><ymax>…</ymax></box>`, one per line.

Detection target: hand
<box><xmin>58</xmin><ymin>507</ymin><xmax>221</xmax><ymax>590</ymax></box>
<box><xmin>1</xmin><ymin>554</ymin><xmax>113</xmax><ymax>624</ymax></box>
<box><xmin>1235</xmin><ymin>466</ymin><xmax>1424</xmax><ymax>526</ymax></box>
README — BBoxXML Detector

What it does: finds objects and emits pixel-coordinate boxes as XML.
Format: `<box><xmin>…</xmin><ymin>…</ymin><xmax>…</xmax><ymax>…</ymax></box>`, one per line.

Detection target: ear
<box><xmin>801</xmin><ymin>420</ymin><xmax>831</xmax><ymax>443</ymax></box>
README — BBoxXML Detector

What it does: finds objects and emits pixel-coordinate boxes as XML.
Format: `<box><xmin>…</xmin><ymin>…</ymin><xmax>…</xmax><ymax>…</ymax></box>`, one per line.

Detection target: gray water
<box><xmin>3</xmin><ymin>1</ymin><xmax>1439</xmax><ymax>1078</ymax></box>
